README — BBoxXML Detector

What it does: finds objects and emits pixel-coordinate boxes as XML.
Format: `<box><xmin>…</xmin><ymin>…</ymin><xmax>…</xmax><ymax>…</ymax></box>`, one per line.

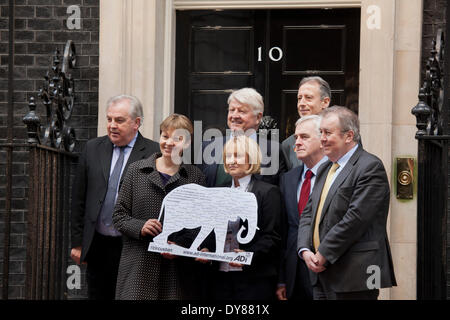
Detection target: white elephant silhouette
<box><xmin>151</xmin><ymin>184</ymin><xmax>259</xmax><ymax>254</ymax></box>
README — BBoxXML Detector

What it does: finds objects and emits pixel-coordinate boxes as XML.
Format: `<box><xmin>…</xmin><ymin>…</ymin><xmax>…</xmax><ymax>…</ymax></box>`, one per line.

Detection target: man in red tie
<box><xmin>276</xmin><ymin>115</ymin><xmax>327</xmax><ymax>300</ymax></box>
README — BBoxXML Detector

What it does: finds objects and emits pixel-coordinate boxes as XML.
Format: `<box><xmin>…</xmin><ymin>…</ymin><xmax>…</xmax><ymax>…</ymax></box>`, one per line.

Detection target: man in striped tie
<box><xmin>70</xmin><ymin>95</ymin><xmax>159</xmax><ymax>299</ymax></box>
<box><xmin>297</xmin><ymin>106</ymin><xmax>396</xmax><ymax>300</ymax></box>
<box><xmin>277</xmin><ymin>115</ymin><xmax>327</xmax><ymax>300</ymax></box>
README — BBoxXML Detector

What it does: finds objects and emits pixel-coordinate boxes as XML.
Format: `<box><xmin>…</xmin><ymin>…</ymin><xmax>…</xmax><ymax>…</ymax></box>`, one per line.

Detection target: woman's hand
<box><xmin>141</xmin><ymin>219</ymin><xmax>162</xmax><ymax>237</ymax></box>
<box><xmin>228</xmin><ymin>249</ymin><xmax>245</xmax><ymax>268</ymax></box>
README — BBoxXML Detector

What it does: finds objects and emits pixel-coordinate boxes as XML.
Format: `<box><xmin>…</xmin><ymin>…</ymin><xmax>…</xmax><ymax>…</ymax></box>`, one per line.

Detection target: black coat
<box><xmin>70</xmin><ymin>132</ymin><xmax>159</xmax><ymax>262</ymax></box>
<box><xmin>278</xmin><ymin>164</ymin><xmax>312</xmax><ymax>299</ymax></box>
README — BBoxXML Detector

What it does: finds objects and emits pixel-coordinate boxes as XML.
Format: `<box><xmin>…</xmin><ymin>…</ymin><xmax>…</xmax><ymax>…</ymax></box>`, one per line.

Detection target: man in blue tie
<box><xmin>70</xmin><ymin>95</ymin><xmax>159</xmax><ymax>299</ymax></box>
<box><xmin>277</xmin><ymin>115</ymin><xmax>327</xmax><ymax>300</ymax></box>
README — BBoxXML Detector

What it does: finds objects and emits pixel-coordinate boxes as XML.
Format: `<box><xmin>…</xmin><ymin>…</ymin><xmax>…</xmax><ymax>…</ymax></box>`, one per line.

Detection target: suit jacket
<box><xmin>70</xmin><ymin>132</ymin><xmax>159</xmax><ymax>262</ymax></box>
<box><xmin>297</xmin><ymin>146</ymin><xmax>397</xmax><ymax>293</ymax></box>
<box><xmin>200</xmin><ymin>135</ymin><xmax>287</xmax><ymax>187</ymax></box>
<box><xmin>281</xmin><ymin>134</ymin><xmax>303</xmax><ymax>170</ymax></box>
<box><xmin>279</xmin><ymin>164</ymin><xmax>310</xmax><ymax>299</ymax></box>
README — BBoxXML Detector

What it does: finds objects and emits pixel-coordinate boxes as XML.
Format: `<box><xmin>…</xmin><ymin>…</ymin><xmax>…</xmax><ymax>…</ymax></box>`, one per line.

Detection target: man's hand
<box><xmin>276</xmin><ymin>285</ymin><xmax>287</xmax><ymax>300</ymax></box>
<box><xmin>195</xmin><ymin>248</ymin><xmax>210</xmax><ymax>264</ymax></box>
<box><xmin>70</xmin><ymin>246</ymin><xmax>83</xmax><ymax>265</ymax></box>
<box><xmin>315</xmin><ymin>251</ymin><xmax>327</xmax><ymax>268</ymax></box>
<box><xmin>141</xmin><ymin>219</ymin><xmax>162</xmax><ymax>237</ymax></box>
<box><xmin>302</xmin><ymin>250</ymin><xmax>326</xmax><ymax>273</ymax></box>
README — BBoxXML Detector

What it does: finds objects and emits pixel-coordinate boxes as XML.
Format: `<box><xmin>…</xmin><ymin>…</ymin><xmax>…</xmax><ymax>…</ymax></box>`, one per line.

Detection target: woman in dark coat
<box><xmin>202</xmin><ymin>135</ymin><xmax>282</xmax><ymax>300</ymax></box>
<box><xmin>112</xmin><ymin>114</ymin><xmax>206</xmax><ymax>300</ymax></box>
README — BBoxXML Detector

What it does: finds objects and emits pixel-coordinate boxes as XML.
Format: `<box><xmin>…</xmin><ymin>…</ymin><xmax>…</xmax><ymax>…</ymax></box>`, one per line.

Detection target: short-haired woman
<box><xmin>204</xmin><ymin>135</ymin><xmax>282</xmax><ymax>300</ymax></box>
<box><xmin>113</xmin><ymin>113</ymin><xmax>206</xmax><ymax>300</ymax></box>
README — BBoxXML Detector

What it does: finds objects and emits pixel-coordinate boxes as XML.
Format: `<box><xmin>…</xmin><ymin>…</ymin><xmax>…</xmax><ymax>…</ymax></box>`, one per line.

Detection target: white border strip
<box><xmin>174</xmin><ymin>0</ymin><xmax>361</xmax><ymax>9</ymax></box>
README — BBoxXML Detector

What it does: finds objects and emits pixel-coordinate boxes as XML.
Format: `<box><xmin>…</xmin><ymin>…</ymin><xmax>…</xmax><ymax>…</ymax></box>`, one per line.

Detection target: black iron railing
<box><xmin>1</xmin><ymin>41</ymin><xmax>77</xmax><ymax>300</ymax></box>
<box><xmin>412</xmin><ymin>29</ymin><xmax>449</xmax><ymax>300</ymax></box>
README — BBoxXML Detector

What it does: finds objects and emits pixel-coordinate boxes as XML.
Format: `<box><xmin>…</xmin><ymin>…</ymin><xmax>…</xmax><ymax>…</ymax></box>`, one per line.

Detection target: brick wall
<box><xmin>0</xmin><ymin>0</ymin><xmax>99</xmax><ymax>299</ymax></box>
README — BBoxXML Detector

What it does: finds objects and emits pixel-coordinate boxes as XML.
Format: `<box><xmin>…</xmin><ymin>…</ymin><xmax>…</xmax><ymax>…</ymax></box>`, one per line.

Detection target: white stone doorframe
<box><xmin>98</xmin><ymin>0</ymin><xmax>422</xmax><ymax>299</ymax></box>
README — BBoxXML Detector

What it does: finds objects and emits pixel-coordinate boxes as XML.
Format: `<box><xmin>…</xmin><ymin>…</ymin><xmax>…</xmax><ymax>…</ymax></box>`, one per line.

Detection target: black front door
<box><xmin>175</xmin><ymin>8</ymin><xmax>360</xmax><ymax>140</ymax></box>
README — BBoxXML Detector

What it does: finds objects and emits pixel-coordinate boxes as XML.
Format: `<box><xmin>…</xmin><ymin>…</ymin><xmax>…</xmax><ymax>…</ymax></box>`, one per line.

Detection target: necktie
<box><xmin>298</xmin><ymin>169</ymin><xmax>313</xmax><ymax>217</ymax></box>
<box><xmin>313</xmin><ymin>163</ymin><xmax>340</xmax><ymax>251</ymax></box>
<box><xmin>100</xmin><ymin>146</ymin><xmax>127</xmax><ymax>227</ymax></box>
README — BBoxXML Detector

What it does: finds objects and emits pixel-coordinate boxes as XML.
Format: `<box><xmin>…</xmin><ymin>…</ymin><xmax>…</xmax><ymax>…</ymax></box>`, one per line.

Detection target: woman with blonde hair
<box><xmin>204</xmin><ymin>135</ymin><xmax>282</xmax><ymax>300</ymax></box>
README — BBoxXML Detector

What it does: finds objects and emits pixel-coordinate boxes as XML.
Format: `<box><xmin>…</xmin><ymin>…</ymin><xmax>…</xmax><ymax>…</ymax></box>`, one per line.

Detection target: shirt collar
<box><xmin>231</xmin><ymin>174</ymin><xmax>252</xmax><ymax>190</ymax></box>
<box><xmin>114</xmin><ymin>132</ymin><xmax>138</xmax><ymax>149</ymax></box>
<box><xmin>303</xmin><ymin>156</ymin><xmax>328</xmax><ymax>179</ymax></box>
<box><xmin>336</xmin><ymin>143</ymin><xmax>359</xmax><ymax>169</ymax></box>
<box><xmin>229</xmin><ymin>130</ymin><xmax>258</xmax><ymax>142</ymax></box>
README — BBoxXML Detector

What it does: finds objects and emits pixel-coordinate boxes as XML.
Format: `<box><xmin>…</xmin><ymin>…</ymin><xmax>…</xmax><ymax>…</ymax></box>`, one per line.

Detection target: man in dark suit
<box><xmin>297</xmin><ymin>106</ymin><xmax>396</xmax><ymax>300</ymax></box>
<box><xmin>281</xmin><ymin>76</ymin><xmax>331</xmax><ymax>170</ymax></box>
<box><xmin>277</xmin><ymin>115</ymin><xmax>327</xmax><ymax>300</ymax></box>
<box><xmin>70</xmin><ymin>94</ymin><xmax>159</xmax><ymax>299</ymax></box>
<box><xmin>200</xmin><ymin>87</ymin><xmax>286</xmax><ymax>187</ymax></box>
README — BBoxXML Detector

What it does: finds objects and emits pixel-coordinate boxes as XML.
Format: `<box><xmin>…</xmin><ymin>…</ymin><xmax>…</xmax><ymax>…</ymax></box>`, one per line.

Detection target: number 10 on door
<box><xmin>258</xmin><ymin>46</ymin><xmax>283</xmax><ymax>62</ymax></box>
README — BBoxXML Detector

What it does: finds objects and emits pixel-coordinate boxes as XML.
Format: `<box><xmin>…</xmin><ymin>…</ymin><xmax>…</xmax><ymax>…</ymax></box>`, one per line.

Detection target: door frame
<box><xmin>163</xmin><ymin>1</ymin><xmax>394</xmax><ymax>151</ymax></box>
<box><xmin>163</xmin><ymin>0</ymin><xmax>396</xmax><ymax>165</ymax></box>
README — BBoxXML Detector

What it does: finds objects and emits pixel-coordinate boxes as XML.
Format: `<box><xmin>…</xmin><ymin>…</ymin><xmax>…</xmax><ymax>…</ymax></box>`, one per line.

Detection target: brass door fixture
<box><xmin>396</xmin><ymin>157</ymin><xmax>414</xmax><ymax>199</ymax></box>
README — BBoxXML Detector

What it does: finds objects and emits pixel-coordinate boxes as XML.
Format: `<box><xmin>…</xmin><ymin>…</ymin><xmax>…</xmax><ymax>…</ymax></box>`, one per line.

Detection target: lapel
<box><xmin>121</xmin><ymin>132</ymin><xmax>147</xmax><ymax>184</ymax></box>
<box><xmin>100</xmin><ymin>136</ymin><xmax>114</xmax><ymax>183</ymax></box>
<box><xmin>309</xmin><ymin>160</ymin><xmax>332</xmax><ymax>232</ymax></box>
<box><xmin>319</xmin><ymin>146</ymin><xmax>363</xmax><ymax>225</ymax></box>
<box><xmin>246</xmin><ymin>175</ymin><xmax>256</xmax><ymax>193</ymax></box>
<box><xmin>286</xmin><ymin>165</ymin><xmax>304</xmax><ymax>221</ymax></box>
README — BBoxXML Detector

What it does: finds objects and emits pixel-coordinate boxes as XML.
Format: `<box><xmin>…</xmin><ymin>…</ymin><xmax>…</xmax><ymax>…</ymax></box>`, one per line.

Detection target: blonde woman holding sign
<box><xmin>205</xmin><ymin>135</ymin><xmax>282</xmax><ymax>300</ymax></box>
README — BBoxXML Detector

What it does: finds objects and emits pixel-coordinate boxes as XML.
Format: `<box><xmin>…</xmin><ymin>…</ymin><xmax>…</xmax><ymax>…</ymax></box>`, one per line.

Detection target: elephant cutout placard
<box><xmin>148</xmin><ymin>184</ymin><xmax>258</xmax><ymax>265</ymax></box>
